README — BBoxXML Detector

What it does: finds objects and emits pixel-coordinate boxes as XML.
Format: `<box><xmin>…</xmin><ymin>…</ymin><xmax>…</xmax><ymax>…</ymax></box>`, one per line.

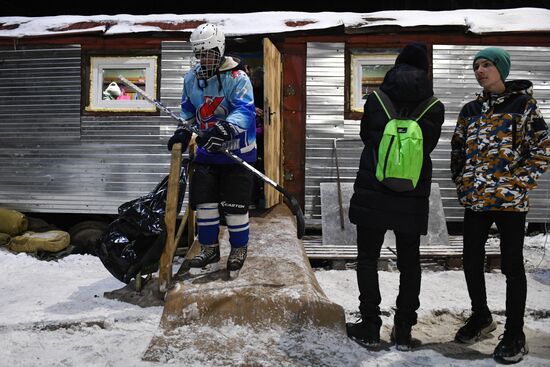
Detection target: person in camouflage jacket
<box><xmin>450</xmin><ymin>47</ymin><xmax>550</xmax><ymax>364</ymax></box>
<box><xmin>451</xmin><ymin>80</ymin><xmax>549</xmax><ymax>211</ymax></box>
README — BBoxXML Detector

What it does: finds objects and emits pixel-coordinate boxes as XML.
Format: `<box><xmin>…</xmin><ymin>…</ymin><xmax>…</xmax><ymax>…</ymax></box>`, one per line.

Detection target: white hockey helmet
<box><xmin>190</xmin><ymin>23</ymin><xmax>225</xmax><ymax>80</ymax></box>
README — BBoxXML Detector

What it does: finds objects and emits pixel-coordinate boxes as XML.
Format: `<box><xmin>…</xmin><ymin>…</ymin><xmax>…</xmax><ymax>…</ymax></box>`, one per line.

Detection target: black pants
<box><xmin>189</xmin><ymin>163</ymin><xmax>253</xmax><ymax>214</ymax></box>
<box><xmin>463</xmin><ymin>209</ymin><xmax>527</xmax><ymax>333</ymax></box>
<box><xmin>356</xmin><ymin>226</ymin><xmax>421</xmax><ymax>326</ymax></box>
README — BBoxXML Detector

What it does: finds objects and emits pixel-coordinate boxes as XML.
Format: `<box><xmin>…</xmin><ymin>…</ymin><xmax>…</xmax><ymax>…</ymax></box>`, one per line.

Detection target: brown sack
<box><xmin>9</xmin><ymin>230</ymin><xmax>70</xmax><ymax>253</ymax></box>
<box><xmin>0</xmin><ymin>233</ymin><xmax>11</xmax><ymax>246</ymax></box>
<box><xmin>0</xmin><ymin>208</ymin><xmax>28</xmax><ymax>236</ymax></box>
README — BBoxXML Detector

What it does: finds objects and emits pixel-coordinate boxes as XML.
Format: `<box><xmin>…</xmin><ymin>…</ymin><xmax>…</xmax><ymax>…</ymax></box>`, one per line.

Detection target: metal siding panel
<box><xmin>305</xmin><ymin>43</ymin><xmax>345</xmax><ymax>222</ymax></box>
<box><xmin>0</xmin><ymin>43</ymin><xmax>197</xmax><ymax>215</ymax></box>
<box><xmin>0</xmin><ymin>46</ymin><xmax>81</xmax><ymax>141</ymax></box>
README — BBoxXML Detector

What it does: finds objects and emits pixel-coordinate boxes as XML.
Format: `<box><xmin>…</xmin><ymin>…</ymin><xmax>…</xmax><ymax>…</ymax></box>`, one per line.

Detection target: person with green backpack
<box><xmin>347</xmin><ymin>43</ymin><xmax>445</xmax><ymax>350</ymax></box>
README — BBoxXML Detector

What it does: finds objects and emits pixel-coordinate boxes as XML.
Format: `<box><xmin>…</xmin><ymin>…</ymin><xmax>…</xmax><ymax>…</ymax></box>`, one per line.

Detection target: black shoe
<box><xmin>227</xmin><ymin>246</ymin><xmax>247</xmax><ymax>278</ymax></box>
<box><xmin>391</xmin><ymin>323</ymin><xmax>412</xmax><ymax>351</ymax></box>
<box><xmin>493</xmin><ymin>331</ymin><xmax>529</xmax><ymax>364</ymax></box>
<box><xmin>455</xmin><ymin>312</ymin><xmax>497</xmax><ymax>344</ymax></box>
<box><xmin>189</xmin><ymin>245</ymin><xmax>220</xmax><ymax>275</ymax></box>
<box><xmin>346</xmin><ymin>318</ymin><xmax>381</xmax><ymax>348</ymax></box>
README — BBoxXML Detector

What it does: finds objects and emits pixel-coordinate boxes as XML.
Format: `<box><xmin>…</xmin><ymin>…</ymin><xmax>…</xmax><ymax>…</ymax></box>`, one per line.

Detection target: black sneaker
<box><xmin>346</xmin><ymin>318</ymin><xmax>381</xmax><ymax>348</ymax></box>
<box><xmin>455</xmin><ymin>313</ymin><xmax>497</xmax><ymax>344</ymax></box>
<box><xmin>493</xmin><ymin>331</ymin><xmax>529</xmax><ymax>364</ymax></box>
<box><xmin>227</xmin><ymin>246</ymin><xmax>247</xmax><ymax>278</ymax></box>
<box><xmin>189</xmin><ymin>245</ymin><xmax>220</xmax><ymax>275</ymax></box>
<box><xmin>391</xmin><ymin>323</ymin><xmax>412</xmax><ymax>351</ymax></box>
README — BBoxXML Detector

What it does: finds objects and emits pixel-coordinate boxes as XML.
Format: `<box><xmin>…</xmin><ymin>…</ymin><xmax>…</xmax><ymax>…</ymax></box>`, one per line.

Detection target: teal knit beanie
<box><xmin>473</xmin><ymin>47</ymin><xmax>511</xmax><ymax>81</ymax></box>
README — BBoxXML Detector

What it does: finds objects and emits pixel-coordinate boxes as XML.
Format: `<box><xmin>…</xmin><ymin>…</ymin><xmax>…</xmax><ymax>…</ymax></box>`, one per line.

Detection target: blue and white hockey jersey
<box><xmin>180</xmin><ymin>58</ymin><xmax>257</xmax><ymax>164</ymax></box>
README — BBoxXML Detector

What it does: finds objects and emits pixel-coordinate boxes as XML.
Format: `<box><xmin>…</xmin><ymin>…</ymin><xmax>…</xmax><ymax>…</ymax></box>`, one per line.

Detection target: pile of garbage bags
<box><xmin>96</xmin><ymin>165</ymin><xmax>187</xmax><ymax>284</ymax></box>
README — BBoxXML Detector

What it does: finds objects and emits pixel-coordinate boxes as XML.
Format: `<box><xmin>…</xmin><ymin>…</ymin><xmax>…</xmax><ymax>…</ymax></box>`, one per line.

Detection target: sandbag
<box><xmin>0</xmin><ymin>233</ymin><xmax>11</xmax><ymax>246</ymax></box>
<box><xmin>0</xmin><ymin>208</ymin><xmax>28</xmax><ymax>236</ymax></box>
<box><xmin>9</xmin><ymin>230</ymin><xmax>70</xmax><ymax>253</ymax></box>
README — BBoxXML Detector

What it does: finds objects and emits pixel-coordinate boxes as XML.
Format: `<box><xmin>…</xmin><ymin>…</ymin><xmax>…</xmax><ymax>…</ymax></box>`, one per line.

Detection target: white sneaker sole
<box><xmin>349</xmin><ymin>335</ymin><xmax>380</xmax><ymax>349</ymax></box>
<box><xmin>456</xmin><ymin>321</ymin><xmax>497</xmax><ymax>344</ymax></box>
<box><xmin>189</xmin><ymin>262</ymin><xmax>220</xmax><ymax>276</ymax></box>
<box><xmin>396</xmin><ymin>344</ymin><xmax>411</xmax><ymax>351</ymax></box>
<box><xmin>494</xmin><ymin>344</ymin><xmax>529</xmax><ymax>364</ymax></box>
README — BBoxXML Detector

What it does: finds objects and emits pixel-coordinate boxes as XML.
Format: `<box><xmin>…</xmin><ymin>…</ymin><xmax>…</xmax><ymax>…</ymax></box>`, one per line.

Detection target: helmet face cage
<box><xmin>189</xmin><ymin>23</ymin><xmax>225</xmax><ymax>80</ymax></box>
<box><xmin>193</xmin><ymin>48</ymin><xmax>222</xmax><ymax>80</ymax></box>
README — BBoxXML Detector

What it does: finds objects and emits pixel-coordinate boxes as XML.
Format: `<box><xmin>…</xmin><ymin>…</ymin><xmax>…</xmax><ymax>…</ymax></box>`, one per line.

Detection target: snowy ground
<box><xmin>0</xmin><ymin>234</ymin><xmax>549</xmax><ymax>366</ymax></box>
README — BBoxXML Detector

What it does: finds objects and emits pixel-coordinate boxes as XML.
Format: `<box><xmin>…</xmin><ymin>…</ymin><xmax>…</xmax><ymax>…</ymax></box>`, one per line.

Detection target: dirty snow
<box><xmin>0</xmin><ymin>234</ymin><xmax>549</xmax><ymax>366</ymax></box>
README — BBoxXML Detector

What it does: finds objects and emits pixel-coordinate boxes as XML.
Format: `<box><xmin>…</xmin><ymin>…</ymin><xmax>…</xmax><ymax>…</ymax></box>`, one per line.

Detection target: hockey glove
<box><xmin>196</xmin><ymin>120</ymin><xmax>237</xmax><ymax>153</ymax></box>
<box><xmin>167</xmin><ymin>127</ymin><xmax>192</xmax><ymax>151</ymax></box>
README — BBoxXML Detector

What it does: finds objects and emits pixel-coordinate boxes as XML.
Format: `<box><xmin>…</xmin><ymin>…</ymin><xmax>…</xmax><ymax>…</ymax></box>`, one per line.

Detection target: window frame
<box><xmin>349</xmin><ymin>52</ymin><xmax>398</xmax><ymax>113</ymax></box>
<box><xmin>86</xmin><ymin>56</ymin><xmax>158</xmax><ymax>112</ymax></box>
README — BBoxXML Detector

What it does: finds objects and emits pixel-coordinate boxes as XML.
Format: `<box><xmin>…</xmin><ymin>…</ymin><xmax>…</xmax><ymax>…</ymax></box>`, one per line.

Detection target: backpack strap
<box><xmin>372</xmin><ymin>90</ymin><xmax>397</xmax><ymax>120</ymax></box>
<box><xmin>374</xmin><ymin>90</ymin><xmax>439</xmax><ymax>122</ymax></box>
<box><xmin>412</xmin><ymin>96</ymin><xmax>439</xmax><ymax>121</ymax></box>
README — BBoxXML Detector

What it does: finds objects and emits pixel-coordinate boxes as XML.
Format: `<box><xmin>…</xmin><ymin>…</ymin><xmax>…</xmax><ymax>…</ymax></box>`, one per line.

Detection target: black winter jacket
<box><xmin>349</xmin><ymin>63</ymin><xmax>445</xmax><ymax>235</ymax></box>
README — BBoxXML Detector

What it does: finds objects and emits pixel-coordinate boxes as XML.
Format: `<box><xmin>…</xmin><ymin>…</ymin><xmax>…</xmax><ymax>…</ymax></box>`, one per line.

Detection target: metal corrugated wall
<box><xmin>0</xmin><ymin>43</ymin><xmax>193</xmax><ymax>214</ymax></box>
<box><xmin>432</xmin><ymin>45</ymin><xmax>550</xmax><ymax>222</ymax></box>
<box><xmin>305</xmin><ymin>43</ymin><xmax>550</xmax><ymax>226</ymax></box>
<box><xmin>0</xmin><ymin>46</ymin><xmax>81</xmax><ymax>140</ymax></box>
<box><xmin>305</xmin><ymin>43</ymin><xmax>347</xmax><ymax>225</ymax></box>
<box><xmin>159</xmin><ymin>41</ymin><xmax>192</xmax><ymax>127</ymax></box>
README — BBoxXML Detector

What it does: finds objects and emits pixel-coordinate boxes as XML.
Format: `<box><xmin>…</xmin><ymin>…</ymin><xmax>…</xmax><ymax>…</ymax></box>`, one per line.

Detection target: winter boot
<box><xmin>455</xmin><ymin>312</ymin><xmax>496</xmax><ymax>344</ymax></box>
<box><xmin>227</xmin><ymin>246</ymin><xmax>247</xmax><ymax>278</ymax></box>
<box><xmin>346</xmin><ymin>317</ymin><xmax>382</xmax><ymax>348</ymax></box>
<box><xmin>391</xmin><ymin>323</ymin><xmax>412</xmax><ymax>351</ymax></box>
<box><xmin>493</xmin><ymin>331</ymin><xmax>529</xmax><ymax>364</ymax></box>
<box><xmin>189</xmin><ymin>244</ymin><xmax>220</xmax><ymax>275</ymax></box>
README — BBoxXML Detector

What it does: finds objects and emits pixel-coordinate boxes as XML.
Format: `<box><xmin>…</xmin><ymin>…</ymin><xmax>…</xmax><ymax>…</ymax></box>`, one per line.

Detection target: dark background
<box><xmin>1</xmin><ymin>0</ymin><xmax>549</xmax><ymax>16</ymax></box>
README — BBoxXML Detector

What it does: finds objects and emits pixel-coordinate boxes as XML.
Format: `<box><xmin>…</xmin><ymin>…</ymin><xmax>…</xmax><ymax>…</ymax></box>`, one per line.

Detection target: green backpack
<box><xmin>373</xmin><ymin>90</ymin><xmax>439</xmax><ymax>192</ymax></box>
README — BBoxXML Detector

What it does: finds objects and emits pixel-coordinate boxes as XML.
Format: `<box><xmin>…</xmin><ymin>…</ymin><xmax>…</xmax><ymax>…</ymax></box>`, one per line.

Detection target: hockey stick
<box><xmin>118</xmin><ymin>75</ymin><xmax>305</xmax><ymax>239</ymax></box>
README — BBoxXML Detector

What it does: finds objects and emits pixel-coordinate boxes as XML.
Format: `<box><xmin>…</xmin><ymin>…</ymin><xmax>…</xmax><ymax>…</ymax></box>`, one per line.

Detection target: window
<box><xmin>350</xmin><ymin>53</ymin><xmax>397</xmax><ymax>112</ymax></box>
<box><xmin>87</xmin><ymin>56</ymin><xmax>158</xmax><ymax>112</ymax></box>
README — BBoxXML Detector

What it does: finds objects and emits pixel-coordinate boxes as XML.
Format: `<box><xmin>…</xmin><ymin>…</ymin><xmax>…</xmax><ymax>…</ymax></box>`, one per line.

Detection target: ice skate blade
<box><xmin>228</xmin><ymin>269</ymin><xmax>241</xmax><ymax>279</ymax></box>
<box><xmin>189</xmin><ymin>262</ymin><xmax>220</xmax><ymax>276</ymax></box>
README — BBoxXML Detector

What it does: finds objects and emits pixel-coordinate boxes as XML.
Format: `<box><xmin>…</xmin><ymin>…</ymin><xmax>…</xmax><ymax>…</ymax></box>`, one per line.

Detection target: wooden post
<box><xmin>158</xmin><ymin>143</ymin><xmax>182</xmax><ymax>295</ymax></box>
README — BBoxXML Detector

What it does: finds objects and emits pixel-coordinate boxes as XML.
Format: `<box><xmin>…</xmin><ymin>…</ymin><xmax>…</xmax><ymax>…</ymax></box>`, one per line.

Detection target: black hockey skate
<box><xmin>189</xmin><ymin>245</ymin><xmax>220</xmax><ymax>276</ymax></box>
<box><xmin>227</xmin><ymin>246</ymin><xmax>247</xmax><ymax>279</ymax></box>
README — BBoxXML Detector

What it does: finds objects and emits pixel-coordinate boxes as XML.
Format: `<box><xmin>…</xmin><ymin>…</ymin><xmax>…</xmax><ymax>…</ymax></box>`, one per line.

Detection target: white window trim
<box><xmin>350</xmin><ymin>53</ymin><xmax>397</xmax><ymax>112</ymax></box>
<box><xmin>86</xmin><ymin>56</ymin><xmax>158</xmax><ymax>112</ymax></box>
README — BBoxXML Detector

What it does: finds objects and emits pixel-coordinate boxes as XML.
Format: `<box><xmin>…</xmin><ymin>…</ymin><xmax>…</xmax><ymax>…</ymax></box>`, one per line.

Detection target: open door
<box><xmin>263</xmin><ymin>38</ymin><xmax>283</xmax><ymax>208</ymax></box>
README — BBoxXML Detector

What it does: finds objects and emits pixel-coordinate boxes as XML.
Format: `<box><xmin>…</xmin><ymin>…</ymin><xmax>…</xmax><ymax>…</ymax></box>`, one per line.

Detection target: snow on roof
<box><xmin>0</xmin><ymin>8</ymin><xmax>549</xmax><ymax>39</ymax></box>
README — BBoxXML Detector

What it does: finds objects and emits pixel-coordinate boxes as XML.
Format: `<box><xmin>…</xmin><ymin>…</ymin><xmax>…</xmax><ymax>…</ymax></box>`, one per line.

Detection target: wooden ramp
<box><xmin>143</xmin><ymin>204</ymin><xmax>346</xmax><ymax>364</ymax></box>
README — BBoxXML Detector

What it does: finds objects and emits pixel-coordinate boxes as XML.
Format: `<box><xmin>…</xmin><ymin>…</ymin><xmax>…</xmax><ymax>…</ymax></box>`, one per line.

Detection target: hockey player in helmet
<box><xmin>167</xmin><ymin>23</ymin><xmax>256</xmax><ymax>278</ymax></box>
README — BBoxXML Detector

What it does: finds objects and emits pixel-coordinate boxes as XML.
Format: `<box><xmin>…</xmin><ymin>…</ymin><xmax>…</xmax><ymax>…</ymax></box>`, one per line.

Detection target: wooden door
<box><xmin>263</xmin><ymin>38</ymin><xmax>283</xmax><ymax>208</ymax></box>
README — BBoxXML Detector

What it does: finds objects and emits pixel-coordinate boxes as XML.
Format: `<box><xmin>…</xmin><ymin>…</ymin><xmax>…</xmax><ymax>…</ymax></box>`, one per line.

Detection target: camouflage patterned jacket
<box><xmin>450</xmin><ymin>80</ymin><xmax>550</xmax><ymax>212</ymax></box>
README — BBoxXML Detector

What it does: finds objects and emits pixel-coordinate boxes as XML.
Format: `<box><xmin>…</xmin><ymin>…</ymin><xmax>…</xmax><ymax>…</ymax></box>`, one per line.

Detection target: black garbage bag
<box><xmin>97</xmin><ymin>163</ymin><xmax>187</xmax><ymax>284</ymax></box>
